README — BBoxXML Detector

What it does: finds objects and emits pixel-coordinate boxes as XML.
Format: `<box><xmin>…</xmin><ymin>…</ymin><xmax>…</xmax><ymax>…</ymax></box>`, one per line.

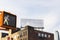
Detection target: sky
<box><xmin>0</xmin><ymin>0</ymin><xmax>60</xmax><ymax>34</ymax></box>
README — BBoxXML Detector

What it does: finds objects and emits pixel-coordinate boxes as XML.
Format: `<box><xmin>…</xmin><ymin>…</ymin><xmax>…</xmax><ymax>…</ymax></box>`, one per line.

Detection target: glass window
<box><xmin>38</xmin><ymin>33</ymin><xmax>41</xmax><ymax>36</ymax></box>
<box><xmin>45</xmin><ymin>34</ymin><xmax>47</xmax><ymax>37</ymax></box>
<box><xmin>42</xmin><ymin>33</ymin><xmax>44</xmax><ymax>37</ymax></box>
<box><xmin>48</xmin><ymin>35</ymin><xmax>50</xmax><ymax>38</ymax></box>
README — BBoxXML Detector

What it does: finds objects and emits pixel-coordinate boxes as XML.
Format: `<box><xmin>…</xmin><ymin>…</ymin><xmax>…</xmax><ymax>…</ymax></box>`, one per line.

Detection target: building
<box><xmin>20</xmin><ymin>25</ymin><xmax>54</xmax><ymax>40</ymax></box>
<box><xmin>0</xmin><ymin>28</ymin><xmax>20</xmax><ymax>40</ymax></box>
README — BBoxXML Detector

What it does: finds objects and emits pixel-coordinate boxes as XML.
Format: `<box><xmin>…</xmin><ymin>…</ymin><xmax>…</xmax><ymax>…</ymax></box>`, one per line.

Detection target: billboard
<box><xmin>21</xmin><ymin>19</ymin><xmax>44</xmax><ymax>27</ymax></box>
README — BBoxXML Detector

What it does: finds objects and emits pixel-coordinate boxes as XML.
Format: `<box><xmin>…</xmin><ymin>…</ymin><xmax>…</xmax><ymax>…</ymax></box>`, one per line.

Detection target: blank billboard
<box><xmin>21</xmin><ymin>19</ymin><xmax>44</xmax><ymax>27</ymax></box>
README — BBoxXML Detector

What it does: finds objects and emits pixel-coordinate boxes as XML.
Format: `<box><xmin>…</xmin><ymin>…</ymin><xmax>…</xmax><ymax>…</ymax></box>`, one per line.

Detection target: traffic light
<box><xmin>0</xmin><ymin>11</ymin><xmax>16</xmax><ymax>29</ymax></box>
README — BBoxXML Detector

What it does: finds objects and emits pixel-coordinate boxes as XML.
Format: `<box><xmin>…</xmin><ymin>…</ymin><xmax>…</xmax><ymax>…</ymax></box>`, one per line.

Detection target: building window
<box><xmin>18</xmin><ymin>36</ymin><xmax>20</xmax><ymax>40</ymax></box>
<box><xmin>20</xmin><ymin>33</ymin><xmax>23</xmax><ymax>37</ymax></box>
<box><xmin>45</xmin><ymin>34</ymin><xmax>47</xmax><ymax>37</ymax></box>
<box><xmin>23</xmin><ymin>31</ymin><xmax>27</xmax><ymax>36</ymax></box>
<box><xmin>38</xmin><ymin>33</ymin><xmax>41</xmax><ymax>36</ymax></box>
<box><xmin>42</xmin><ymin>33</ymin><xmax>44</xmax><ymax>37</ymax></box>
<box><xmin>11</xmin><ymin>38</ymin><xmax>13</xmax><ymax>40</ymax></box>
<box><xmin>48</xmin><ymin>35</ymin><xmax>50</xmax><ymax>38</ymax></box>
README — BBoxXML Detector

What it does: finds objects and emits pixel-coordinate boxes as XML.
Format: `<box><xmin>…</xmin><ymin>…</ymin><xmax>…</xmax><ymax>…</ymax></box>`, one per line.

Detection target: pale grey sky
<box><xmin>0</xmin><ymin>0</ymin><xmax>60</xmax><ymax>33</ymax></box>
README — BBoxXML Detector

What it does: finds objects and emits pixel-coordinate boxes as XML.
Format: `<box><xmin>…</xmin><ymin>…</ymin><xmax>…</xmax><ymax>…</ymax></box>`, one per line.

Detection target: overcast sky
<box><xmin>0</xmin><ymin>0</ymin><xmax>60</xmax><ymax>33</ymax></box>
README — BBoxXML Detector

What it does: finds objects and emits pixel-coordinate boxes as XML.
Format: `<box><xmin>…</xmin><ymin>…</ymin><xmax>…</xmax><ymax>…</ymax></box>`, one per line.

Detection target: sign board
<box><xmin>21</xmin><ymin>19</ymin><xmax>44</xmax><ymax>27</ymax></box>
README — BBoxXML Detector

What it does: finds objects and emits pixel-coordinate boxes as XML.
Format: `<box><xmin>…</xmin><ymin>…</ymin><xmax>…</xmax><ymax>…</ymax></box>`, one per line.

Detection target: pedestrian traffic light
<box><xmin>0</xmin><ymin>11</ymin><xmax>16</xmax><ymax>29</ymax></box>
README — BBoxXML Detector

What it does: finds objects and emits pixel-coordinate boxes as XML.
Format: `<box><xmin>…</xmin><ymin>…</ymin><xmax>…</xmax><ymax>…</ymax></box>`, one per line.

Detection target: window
<box><xmin>42</xmin><ymin>33</ymin><xmax>44</xmax><ymax>37</ymax></box>
<box><xmin>23</xmin><ymin>38</ymin><xmax>27</xmax><ymax>40</ymax></box>
<box><xmin>20</xmin><ymin>39</ymin><xmax>22</xmax><ymax>40</ymax></box>
<box><xmin>23</xmin><ymin>31</ymin><xmax>27</xmax><ymax>36</ymax></box>
<box><xmin>11</xmin><ymin>38</ymin><xmax>13</xmax><ymax>40</ymax></box>
<box><xmin>45</xmin><ymin>34</ymin><xmax>47</xmax><ymax>37</ymax></box>
<box><xmin>20</xmin><ymin>33</ymin><xmax>23</xmax><ymax>37</ymax></box>
<box><xmin>48</xmin><ymin>35</ymin><xmax>50</xmax><ymax>38</ymax></box>
<box><xmin>18</xmin><ymin>36</ymin><xmax>20</xmax><ymax>40</ymax></box>
<box><xmin>38</xmin><ymin>33</ymin><xmax>41</xmax><ymax>36</ymax></box>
